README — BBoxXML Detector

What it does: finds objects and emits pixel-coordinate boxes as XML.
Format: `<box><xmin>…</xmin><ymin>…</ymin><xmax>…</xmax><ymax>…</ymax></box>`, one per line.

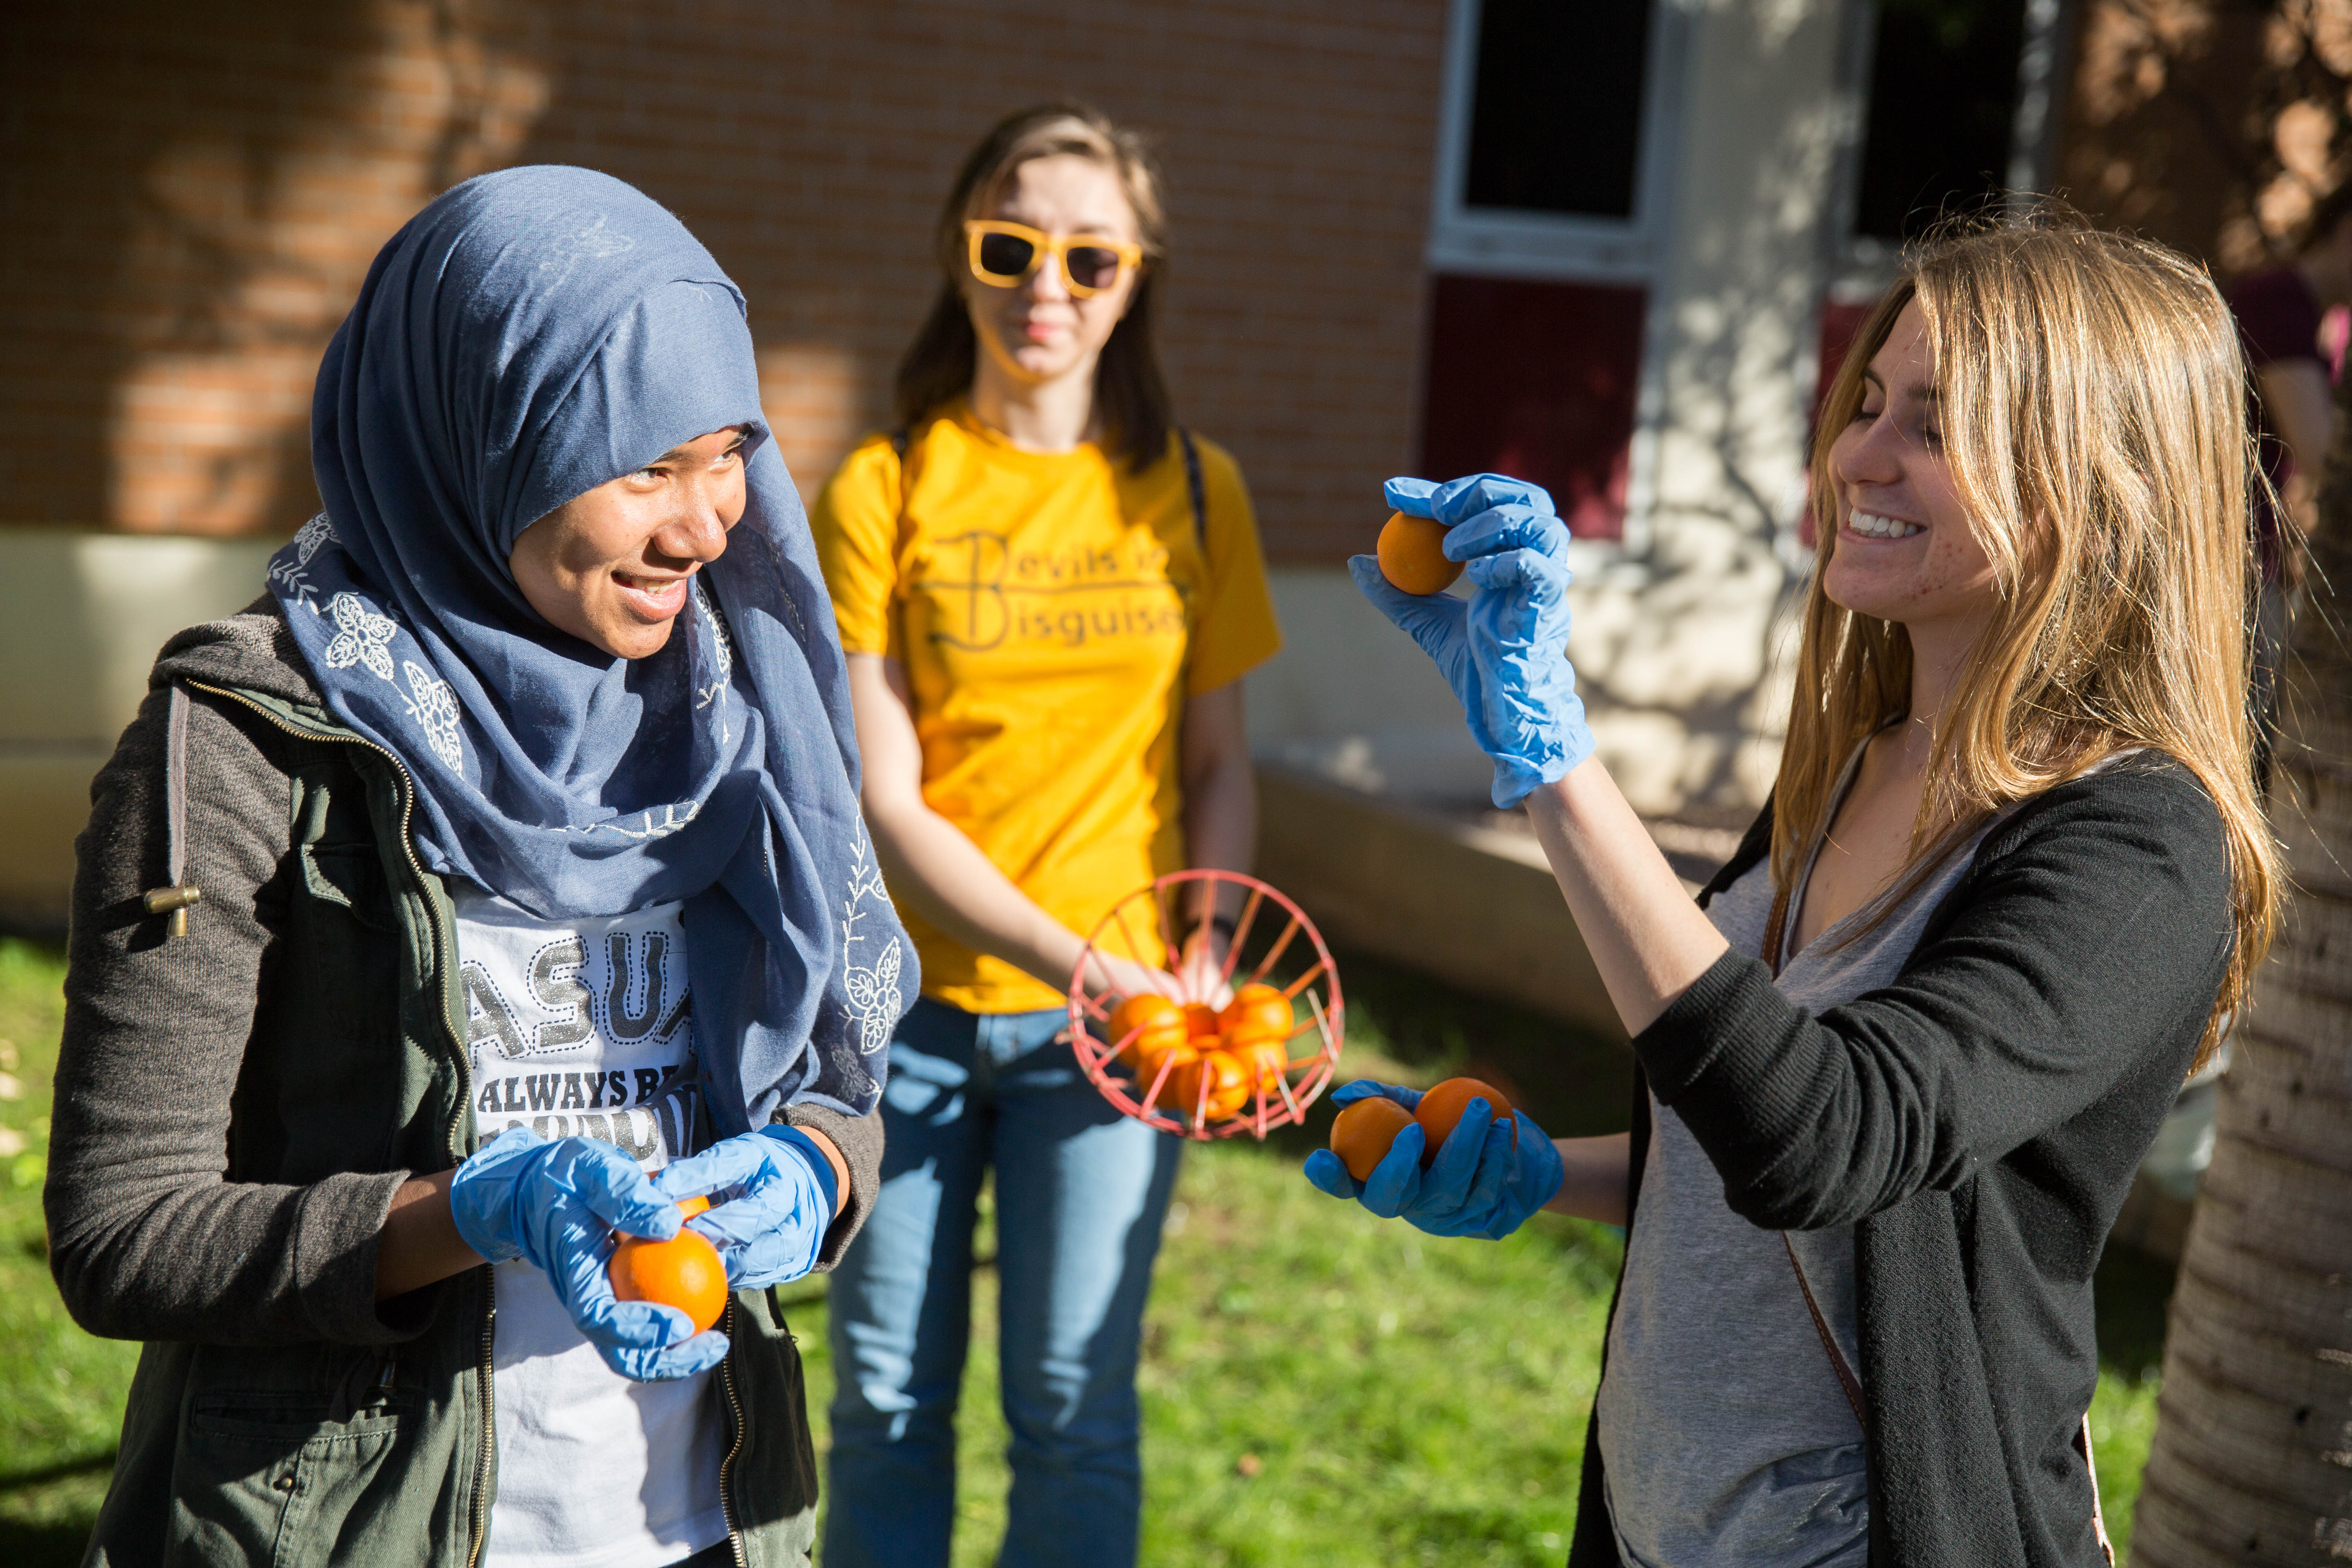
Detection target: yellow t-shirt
<box><xmin>812</xmin><ymin>404</ymin><xmax>1284</xmax><ymax>1013</ymax></box>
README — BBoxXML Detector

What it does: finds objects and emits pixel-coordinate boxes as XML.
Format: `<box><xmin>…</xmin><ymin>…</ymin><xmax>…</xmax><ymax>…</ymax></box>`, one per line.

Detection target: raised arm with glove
<box><xmin>1312</xmin><ymin>472</ymin><xmax>1657</xmax><ymax>1234</ymax></box>
<box><xmin>1349</xmin><ymin>474</ymin><xmax>1594</xmax><ymax>808</ymax></box>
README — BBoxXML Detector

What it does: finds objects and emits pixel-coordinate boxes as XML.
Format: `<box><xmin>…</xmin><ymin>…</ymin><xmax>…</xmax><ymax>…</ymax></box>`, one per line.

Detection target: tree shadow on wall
<box><xmin>0</xmin><ymin>1</ymin><xmax>547</xmax><ymax>535</ymax></box>
<box><xmin>2055</xmin><ymin>0</ymin><xmax>2298</xmax><ymax>269</ymax></box>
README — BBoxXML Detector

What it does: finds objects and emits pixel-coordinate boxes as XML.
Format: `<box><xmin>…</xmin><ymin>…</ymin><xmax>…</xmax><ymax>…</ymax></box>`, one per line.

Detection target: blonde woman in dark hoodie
<box><xmin>1313</xmin><ymin>214</ymin><xmax>2278</xmax><ymax>1567</ymax></box>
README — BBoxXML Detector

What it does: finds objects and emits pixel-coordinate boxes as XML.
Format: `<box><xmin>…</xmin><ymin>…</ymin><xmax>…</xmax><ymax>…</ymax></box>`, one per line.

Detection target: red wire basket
<box><xmin>1066</xmin><ymin>870</ymin><xmax>1344</xmax><ymax>1140</ymax></box>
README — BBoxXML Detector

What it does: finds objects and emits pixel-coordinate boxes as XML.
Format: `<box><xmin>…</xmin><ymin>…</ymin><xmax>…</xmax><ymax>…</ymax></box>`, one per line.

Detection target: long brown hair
<box><xmin>894</xmin><ymin>103</ymin><xmax>1174</xmax><ymax>470</ymax></box>
<box><xmin>1773</xmin><ymin>209</ymin><xmax>2281</xmax><ymax>1067</ymax></box>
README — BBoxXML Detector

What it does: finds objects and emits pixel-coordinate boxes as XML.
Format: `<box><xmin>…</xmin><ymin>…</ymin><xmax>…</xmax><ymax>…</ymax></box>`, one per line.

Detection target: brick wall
<box><xmin>2048</xmin><ymin>0</ymin><xmax>2352</xmax><ymax>275</ymax></box>
<box><xmin>2051</xmin><ymin>0</ymin><xmax>2278</xmax><ymax>270</ymax></box>
<box><xmin>0</xmin><ymin>0</ymin><xmax>1448</xmax><ymax>560</ymax></box>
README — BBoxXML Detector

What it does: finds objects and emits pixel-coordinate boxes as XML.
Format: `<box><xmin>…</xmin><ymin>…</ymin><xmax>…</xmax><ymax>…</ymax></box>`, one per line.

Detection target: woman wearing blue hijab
<box><xmin>46</xmin><ymin>166</ymin><xmax>913</xmax><ymax>1568</ymax></box>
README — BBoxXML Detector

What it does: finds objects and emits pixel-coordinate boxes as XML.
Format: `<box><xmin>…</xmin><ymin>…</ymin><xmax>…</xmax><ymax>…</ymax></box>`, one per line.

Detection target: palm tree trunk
<box><xmin>2131</xmin><ymin>395</ymin><xmax>2352</xmax><ymax>1562</ymax></box>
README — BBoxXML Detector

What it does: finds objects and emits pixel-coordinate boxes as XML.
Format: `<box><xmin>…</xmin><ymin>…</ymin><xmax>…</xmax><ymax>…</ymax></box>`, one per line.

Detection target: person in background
<box><xmin>809</xmin><ymin>104</ymin><xmax>1281</xmax><ymax>1568</ymax></box>
<box><xmin>46</xmin><ymin>167</ymin><xmax>908</xmax><ymax>1568</ymax></box>
<box><xmin>1315</xmin><ymin>212</ymin><xmax>2276</xmax><ymax>1566</ymax></box>
<box><xmin>2223</xmin><ymin>187</ymin><xmax>2350</xmax><ymax>771</ymax></box>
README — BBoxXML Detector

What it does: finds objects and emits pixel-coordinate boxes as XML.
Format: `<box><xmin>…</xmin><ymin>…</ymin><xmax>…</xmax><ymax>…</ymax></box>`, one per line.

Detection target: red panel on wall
<box><xmin>1418</xmin><ymin>274</ymin><xmax>1645</xmax><ymax>541</ymax></box>
<box><xmin>1811</xmin><ymin>298</ymin><xmax>1879</xmax><ymax>425</ymax></box>
<box><xmin>1799</xmin><ymin>297</ymin><xmax>1883</xmax><ymax>548</ymax></box>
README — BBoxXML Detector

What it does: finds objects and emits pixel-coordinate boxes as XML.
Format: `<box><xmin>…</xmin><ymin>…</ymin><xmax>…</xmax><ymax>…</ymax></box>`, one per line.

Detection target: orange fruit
<box><xmin>1218</xmin><ymin>982</ymin><xmax>1293</xmax><ymax>1049</ymax></box>
<box><xmin>1413</xmin><ymin>1076</ymin><xmax>1516</xmax><ymax>1166</ymax></box>
<box><xmin>1376</xmin><ymin>511</ymin><xmax>1462</xmax><ymax>596</ymax></box>
<box><xmin>1181</xmin><ymin>1002</ymin><xmax>1223</xmax><ymax>1040</ymax></box>
<box><xmin>609</xmin><ymin>1222</ymin><xmax>728</xmax><ymax>1333</ymax></box>
<box><xmin>674</xmin><ymin>1193</ymin><xmax>710</xmax><ymax>1219</ymax></box>
<box><xmin>1227</xmin><ymin>1034</ymin><xmax>1289</xmax><ymax>1093</ymax></box>
<box><xmin>1131</xmin><ymin>1036</ymin><xmax>1200</xmax><ymax>1097</ymax></box>
<box><xmin>1171</xmin><ymin>1048</ymin><xmax>1253</xmax><ymax>1122</ymax></box>
<box><xmin>1329</xmin><ymin>1096</ymin><xmax>1416</xmax><ymax>1182</ymax></box>
<box><xmin>1109</xmin><ymin>994</ymin><xmax>1187</xmax><ymax>1069</ymax></box>
<box><xmin>1219</xmin><ymin>984</ymin><xmax>1296</xmax><ymax>1094</ymax></box>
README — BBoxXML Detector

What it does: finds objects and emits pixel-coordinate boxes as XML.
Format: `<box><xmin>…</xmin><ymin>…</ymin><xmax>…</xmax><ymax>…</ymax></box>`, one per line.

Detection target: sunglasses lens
<box><xmin>976</xmin><ymin>231</ymin><xmax>1035</xmax><ymax>281</ymax></box>
<box><xmin>1065</xmin><ymin>246</ymin><xmax>1123</xmax><ymax>291</ymax></box>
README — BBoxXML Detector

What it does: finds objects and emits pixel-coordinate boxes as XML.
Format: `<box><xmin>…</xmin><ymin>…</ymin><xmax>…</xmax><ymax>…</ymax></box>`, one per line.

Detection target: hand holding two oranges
<box><xmin>1308</xmin><ymin>1076</ymin><xmax>1564</xmax><ymax>1241</ymax></box>
<box><xmin>1328</xmin><ymin>1076</ymin><xmax>1516</xmax><ymax>1180</ymax></box>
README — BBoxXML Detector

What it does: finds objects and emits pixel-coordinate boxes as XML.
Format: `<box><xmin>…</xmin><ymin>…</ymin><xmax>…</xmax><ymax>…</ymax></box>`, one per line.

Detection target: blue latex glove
<box><xmin>653</xmin><ymin>1124</ymin><xmax>838</xmax><ymax>1292</ymax></box>
<box><xmin>448</xmin><ymin>1125</ymin><xmax>727</xmax><ymax>1382</ymax></box>
<box><xmin>1352</xmin><ymin>473</ymin><xmax>1593</xmax><ymax>808</ymax></box>
<box><xmin>1304</xmin><ymin>1079</ymin><xmax>1564</xmax><ymax>1240</ymax></box>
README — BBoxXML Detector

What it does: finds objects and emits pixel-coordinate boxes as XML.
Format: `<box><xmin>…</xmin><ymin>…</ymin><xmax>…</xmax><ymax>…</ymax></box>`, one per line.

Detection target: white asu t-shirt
<box><xmin>456</xmin><ymin>886</ymin><xmax>727</xmax><ymax>1568</ymax></box>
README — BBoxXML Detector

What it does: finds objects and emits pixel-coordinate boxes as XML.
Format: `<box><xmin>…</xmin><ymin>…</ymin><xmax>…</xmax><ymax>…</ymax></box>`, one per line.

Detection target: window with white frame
<box><xmin>1426</xmin><ymin>0</ymin><xmax>1689</xmax><ymax>282</ymax></box>
<box><xmin>1828</xmin><ymin>0</ymin><xmax>2069</xmax><ymax>282</ymax></box>
<box><xmin>1419</xmin><ymin>0</ymin><xmax>1689</xmax><ymax>544</ymax></box>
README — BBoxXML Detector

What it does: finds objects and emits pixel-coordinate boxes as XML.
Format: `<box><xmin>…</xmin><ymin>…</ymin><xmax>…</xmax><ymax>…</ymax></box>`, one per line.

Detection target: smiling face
<box><xmin>508</xmin><ymin>426</ymin><xmax>748</xmax><ymax>659</ymax></box>
<box><xmin>1823</xmin><ymin>301</ymin><xmax>2002</xmax><ymax>651</ymax></box>
<box><xmin>958</xmin><ymin>153</ymin><xmax>1140</xmax><ymax>392</ymax></box>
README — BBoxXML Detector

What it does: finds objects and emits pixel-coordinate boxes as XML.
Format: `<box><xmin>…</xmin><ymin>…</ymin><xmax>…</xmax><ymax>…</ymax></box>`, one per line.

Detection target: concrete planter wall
<box><xmin>0</xmin><ymin>531</ymin><xmax>281</xmax><ymax>930</ymax></box>
<box><xmin>1254</xmin><ymin>765</ymin><xmax>1628</xmax><ymax>1042</ymax></box>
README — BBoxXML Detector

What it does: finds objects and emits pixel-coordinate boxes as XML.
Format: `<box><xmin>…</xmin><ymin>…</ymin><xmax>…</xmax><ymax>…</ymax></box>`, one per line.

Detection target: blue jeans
<box><xmin>822</xmin><ymin>999</ymin><xmax>1182</xmax><ymax>1568</ymax></box>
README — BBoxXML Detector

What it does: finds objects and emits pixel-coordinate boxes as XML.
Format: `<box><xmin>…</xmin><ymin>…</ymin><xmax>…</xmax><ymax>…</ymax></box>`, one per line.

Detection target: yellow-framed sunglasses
<box><xmin>964</xmin><ymin>220</ymin><xmax>1143</xmax><ymax>298</ymax></box>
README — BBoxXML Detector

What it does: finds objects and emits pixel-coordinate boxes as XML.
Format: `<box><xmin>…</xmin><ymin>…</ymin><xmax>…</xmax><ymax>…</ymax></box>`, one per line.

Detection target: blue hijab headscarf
<box><xmin>265</xmin><ymin>165</ymin><xmax>913</xmax><ymax>1133</ymax></box>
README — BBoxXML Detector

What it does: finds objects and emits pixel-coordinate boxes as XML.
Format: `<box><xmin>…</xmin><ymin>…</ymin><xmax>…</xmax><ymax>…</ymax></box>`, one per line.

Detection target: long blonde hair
<box><xmin>1774</xmin><ymin>210</ymin><xmax>2280</xmax><ymax>1067</ymax></box>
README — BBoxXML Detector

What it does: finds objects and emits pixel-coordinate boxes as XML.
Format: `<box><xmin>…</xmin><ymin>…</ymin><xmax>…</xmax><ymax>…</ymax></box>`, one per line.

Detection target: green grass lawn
<box><xmin>0</xmin><ymin>941</ymin><xmax>142</xmax><ymax>1564</ymax></box>
<box><xmin>0</xmin><ymin>935</ymin><xmax>2172</xmax><ymax>1564</ymax></box>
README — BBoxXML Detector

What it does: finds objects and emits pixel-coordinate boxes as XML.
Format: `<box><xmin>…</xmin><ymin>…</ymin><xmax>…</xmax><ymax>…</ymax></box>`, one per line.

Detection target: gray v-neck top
<box><xmin>1595</xmin><ymin>760</ymin><xmax>2003</xmax><ymax>1568</ymax></box>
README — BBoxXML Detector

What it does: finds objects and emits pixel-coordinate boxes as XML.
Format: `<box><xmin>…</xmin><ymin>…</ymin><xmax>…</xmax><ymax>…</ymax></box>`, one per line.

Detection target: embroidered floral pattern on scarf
<box><xmin>839</xmin><ymin>826</ymin><xmax>901</xmax><ymax>1060</ymax></box>
<box><xmin>277</xmin><ymin>548</ymin><xmax>732</xmax><ymax>810</ymax></box>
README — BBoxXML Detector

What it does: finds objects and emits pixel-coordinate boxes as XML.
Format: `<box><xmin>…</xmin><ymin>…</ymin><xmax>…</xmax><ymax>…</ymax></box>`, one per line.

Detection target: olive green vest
<box><xmin>85</xmin><ymin>684</ymin><xmax>819</xmax><ymax>1568</ymax></box>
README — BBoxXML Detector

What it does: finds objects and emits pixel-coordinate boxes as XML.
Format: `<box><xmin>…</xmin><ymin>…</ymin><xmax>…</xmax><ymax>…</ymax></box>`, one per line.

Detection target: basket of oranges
<box><xmin>1067</xmin><ymin>870</ymin><xmax>1343</xmax><ymax>1139</ymax></box>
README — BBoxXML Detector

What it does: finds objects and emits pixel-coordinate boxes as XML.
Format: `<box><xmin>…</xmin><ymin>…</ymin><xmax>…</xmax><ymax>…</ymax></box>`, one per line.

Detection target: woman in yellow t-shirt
<box><xmin>810</xmin><ymin>104</ymin><xmax>1282</xmax><ymax>1568</ymax></box>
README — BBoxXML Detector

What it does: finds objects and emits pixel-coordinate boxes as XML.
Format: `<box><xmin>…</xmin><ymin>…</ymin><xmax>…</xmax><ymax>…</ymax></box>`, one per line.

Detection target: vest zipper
<box><xmin>469</xmin><ymin>1270</ymin><xmax>497</xmax><ymax>1568</ymax></box>
<box><xmin>718</xmin><ymin>1295</ymin><xmax>747</xmax><ymax>1566</ymax></box>
<box><xmin>182</xmin><ymin>680</ymin><xmax>493</xmax><ymax>1567</ymax></box>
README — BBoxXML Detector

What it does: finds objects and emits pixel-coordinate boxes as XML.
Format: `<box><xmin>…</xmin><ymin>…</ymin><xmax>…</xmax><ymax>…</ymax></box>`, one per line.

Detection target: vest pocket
<box><xmin>164</xmin><ymin>1384</ymin><xmax>409</xmax><ymax>1566</ymax></box>
<box><xmin>289</xmin><ymin>763</ymin><xmax>394</xmax><ymax>933</ymax></box>
<box><xmin>298</xmin><ymin>843</ymin><xmax>394</xmax><ymax>932</ymax></box>
<box><xmin>728</xmin><ymin>1289</ymin><xmax>820</xmax><ymax>1556</ymax></box>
